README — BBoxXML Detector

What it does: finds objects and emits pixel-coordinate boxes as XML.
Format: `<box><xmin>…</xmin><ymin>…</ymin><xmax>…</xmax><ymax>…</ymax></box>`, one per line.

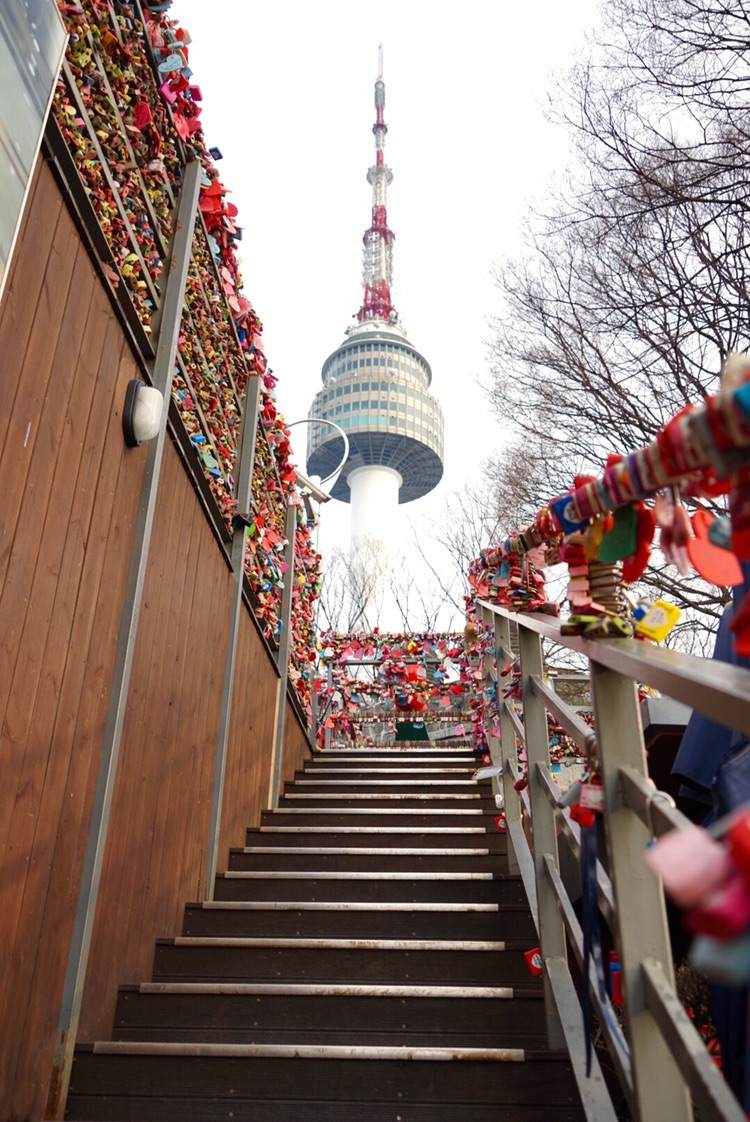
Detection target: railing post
<box><xmin>590</xmin><ymin>663</ymin><xmax>692</xmax><ymax>1122</ymax></box>
<box><xmin>518</xmin><ymin>621</ymin><xmax>566</xmax><ymax>1049</ymax></box>
<box><xmin>324</xmin><ymin>660</ymin><xmax>333</xmax><ymax>751</ymax></box>
<box><xmin>310</xmin><ymin>686</ymin><xmax>319</xmax><ymax>749</ymax></box>
<box><xmin>491</xmin><ymin>610</ymin><xmax>521</xmax><ymax>876</ymax></box>
<box><xmin>204</xmin><ymin>375</ymin><xmax>262</xmax><ymax>900</ymax></box>
<box><xmin>268</xmin><ymin>502</ymin><xmax>298</xmax><ymax>808</ymax></box>
<box><xmin>481</xmin><ymin>608</ymin><xmax>498</xmax><ymax>770</ymax></box>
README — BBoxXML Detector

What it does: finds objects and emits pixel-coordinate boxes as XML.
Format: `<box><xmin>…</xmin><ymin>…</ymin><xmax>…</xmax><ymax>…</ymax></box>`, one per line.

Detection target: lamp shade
<box><xmin>123</xmin><ymin>380</ymin><xmax>164</xmax><ymax>447</ymax></box>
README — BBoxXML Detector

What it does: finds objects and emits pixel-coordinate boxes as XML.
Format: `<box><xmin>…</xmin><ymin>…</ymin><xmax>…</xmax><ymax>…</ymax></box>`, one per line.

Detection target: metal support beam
<box><xmin>518</xmin><ymin>623</ymin><xmax>566</xmax><ymax>1049</ymax></box>
<box><xmin>204</xmin><ymin>376</ymin><xmax>262</xmax><ymax>900</ymax></box>
<box><xmin>493</xmin><ymin>613</ymin><xmax>520</xmax><ymax>876</ymax></box>
<box><xmin>46</xmin><ymin>160</ymin><xmax>202</xmax><ymax>1119</ymax></box>
<box><xmin>590</xmin><ymin>663</ymin><xmax>692</xmax><ymax>1122</ymax></box>
<box><xmin>481</xmin><ymin>607</ymin><xmax>500</xmax><ymax>779</ymax></box>
<box><xmin>641</xmin><ymin>958</ymin><xmax>743</xmax><ymax>1122</ymax></box>
<box><xmin>268</xmin><ymin>502</ymin><xmax>298</xmax><ymax>809</ymax></box>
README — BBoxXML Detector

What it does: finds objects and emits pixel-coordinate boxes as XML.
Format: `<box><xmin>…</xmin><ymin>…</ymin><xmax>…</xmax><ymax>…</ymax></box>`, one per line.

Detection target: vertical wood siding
<box><xmin>0</xmin><ymin>158</ymin><xmax>311</xmax><ymax>1118</ymax></box>
<box><xmin>77</xmin><ymin>438</ymin><xmax>232</xmax><ymax>1041</ymax></box>
<box><xmin>0</xmin><ymin>159</ymin><xmax>146</xmax><ymax>1114</ymax></box>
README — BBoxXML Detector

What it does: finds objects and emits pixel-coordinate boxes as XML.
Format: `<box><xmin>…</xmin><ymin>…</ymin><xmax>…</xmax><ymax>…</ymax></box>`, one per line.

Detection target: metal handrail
<box><xmin>478</xmin><ymin>599</ymin><xmax>748</xmax><ymax>1122</ymax></box>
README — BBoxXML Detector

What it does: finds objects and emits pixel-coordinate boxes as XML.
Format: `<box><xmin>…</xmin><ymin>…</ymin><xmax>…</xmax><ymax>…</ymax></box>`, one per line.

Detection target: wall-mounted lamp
<box><xmin>286</xmin><ymin>420</ymin><xmax>350</xmax><ymax>526</ymax></box>
<box><xmin>295</xmin><ymin>469</ymin><xmax>332</xmax><ymax>525</ymax></box>
<box><xmin>122</xmin><ymin>379</ymin><xmax>164</xmax><ymax>447</ymax></box>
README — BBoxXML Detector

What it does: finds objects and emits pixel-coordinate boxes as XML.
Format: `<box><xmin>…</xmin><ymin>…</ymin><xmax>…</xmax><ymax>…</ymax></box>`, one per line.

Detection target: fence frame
<box><xmin>478</xmin><ymin>600</ymin><xmax>747</xmax><ymax>1122</ymax></box>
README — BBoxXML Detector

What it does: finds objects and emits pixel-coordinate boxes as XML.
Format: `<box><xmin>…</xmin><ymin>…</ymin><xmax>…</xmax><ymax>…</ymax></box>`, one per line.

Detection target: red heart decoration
<box><xmin>622</xmin><ymin>504</ymin><xmax>656</xmax><ymax>583</ymax></box>
<box><xmin>687</xmin><ymin>509</ymin><xmax>743</xmax><ymax>586</ymax></box>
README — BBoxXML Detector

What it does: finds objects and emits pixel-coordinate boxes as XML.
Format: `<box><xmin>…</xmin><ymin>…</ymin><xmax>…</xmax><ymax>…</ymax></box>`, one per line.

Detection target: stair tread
<box><xmin>88</xmin><ymin>1040</ymin><xmax>559</xmax><ymax>1059</ymax></box>
<box><xmin>123</xmin><ymin>981</ymin><xmax>530</xmax><ymax>996</ymax></box>
<box><xmin>168</xmin><ymin>936</ymin><xmax>513</xmax><ymax>949</ymax></box>
<box><xmin>188</xmin><ymin>900</ymin><xmax>523</xmax><ymax>911</ymax></box>
<box><xmin>66</xmin><ymin>1099</ymin><xmax>583</xmax><ymax>1122</ymax></box>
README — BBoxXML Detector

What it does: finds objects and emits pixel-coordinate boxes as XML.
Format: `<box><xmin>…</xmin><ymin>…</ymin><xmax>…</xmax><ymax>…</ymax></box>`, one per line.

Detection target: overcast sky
<box><xmin>174</xmin><ymin>0</ymin><xmax>601</xmax><ymax>563</ymax></box>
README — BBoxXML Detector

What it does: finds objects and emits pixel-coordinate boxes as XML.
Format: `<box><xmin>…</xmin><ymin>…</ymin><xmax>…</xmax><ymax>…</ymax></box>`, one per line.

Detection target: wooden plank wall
<box><xmin>0</xmin><ymin>158</ymin><xmax>313</xmax><ymax>1118</ymax></box>
<box><xmin>0</xmin><ymin>159</ymin><xmax>146</xmax><ymax>1117</ymax></box>
<box><xmin>77</xmin><ymin>436</ymin><xmax>232</xmax><ymax>1040</ymax></box>
<box><xmin>282</xmin><ymin>698</ymin><xmax>314</xmax><ymax>786</ymax></box>
<box><xmin>78</xmin><ymin>498</ymin><xmax>312</xmax><ymax>1042</ymax></box>
<box><xmin>220</xmin><ymin>612</ymin><xmax>281</xmax><ymax>859</ymax></box>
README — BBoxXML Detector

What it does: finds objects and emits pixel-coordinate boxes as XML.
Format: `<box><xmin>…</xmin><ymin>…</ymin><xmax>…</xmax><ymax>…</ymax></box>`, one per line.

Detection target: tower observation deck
<box><xmin>306</xmin><ymin>53</ymin><xmax>444</xmax><ymax>537</ymax></box>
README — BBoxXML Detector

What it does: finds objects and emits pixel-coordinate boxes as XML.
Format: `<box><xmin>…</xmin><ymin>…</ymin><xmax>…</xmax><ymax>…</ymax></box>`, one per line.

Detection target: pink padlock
<box><xmin>684</xmin><ymin>869</ymin><xmax>750</xmax><ymax>941</ymax></box>
<box><xmin>159</xmin><ymin>80</ymin><xmax>178</xmax><ymax>105</ymax></box>
<box><xmin>645</xmin><ymin>825</ymin><xmax>733</xmax><ymax>908</ymax></box>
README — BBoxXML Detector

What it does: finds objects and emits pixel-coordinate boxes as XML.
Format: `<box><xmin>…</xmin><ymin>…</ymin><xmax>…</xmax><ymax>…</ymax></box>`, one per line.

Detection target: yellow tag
<box><xmin>635</xmin><ymin>600</ymin><xmax>682</xmax><ymax>642</ymax></box>
<box><xmin>585</xmin><ymin>518</ymin><xmax>606</xmax><ymax>561</ymax></box>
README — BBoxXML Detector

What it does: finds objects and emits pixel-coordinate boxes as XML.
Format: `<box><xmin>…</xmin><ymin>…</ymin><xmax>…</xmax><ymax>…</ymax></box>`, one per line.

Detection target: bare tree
<box><xmin>317</xmin><ymin>540</ymin><xmax>385</xmax><ymax>632</ymax></box>
<box><xmin>485</xmin><ymin>0</ymin><xmax>750</xmax><ymax>639</ymax></box>
<box><xmin>317</xmin><ymin>535</ymin><xmax>460</xmax><ymax>633</ymax></box>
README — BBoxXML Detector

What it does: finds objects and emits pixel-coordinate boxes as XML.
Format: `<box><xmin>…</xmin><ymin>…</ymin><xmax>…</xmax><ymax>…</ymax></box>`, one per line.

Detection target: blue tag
<box><xmin>708</xmin><ymin>516</ymin><xmax>732</xmax><ymax>550</ymax></box>
<box><xmin>551</xmin><ymin>495</ymin><xmax>589</xmax><ymax>535</ymax></box>
<box><xmin>734</xmin><ymin>382</ymin><xmax>750</xmax><ymax>418</ymax></box>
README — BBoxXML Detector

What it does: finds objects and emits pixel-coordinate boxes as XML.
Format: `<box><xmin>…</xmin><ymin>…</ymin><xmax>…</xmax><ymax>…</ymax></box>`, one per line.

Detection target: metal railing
<box><xmin>478</xmin><ymin>599</ymin><xmax>750</xmax><ymax>1122</ymax></box>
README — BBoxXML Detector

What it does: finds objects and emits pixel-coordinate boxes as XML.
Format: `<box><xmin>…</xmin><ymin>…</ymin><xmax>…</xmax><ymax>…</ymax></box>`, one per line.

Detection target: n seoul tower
<box><xmin>307</xmin><ymin>50</ymin><xmax>444</xmax><ymax>542</ymax></box>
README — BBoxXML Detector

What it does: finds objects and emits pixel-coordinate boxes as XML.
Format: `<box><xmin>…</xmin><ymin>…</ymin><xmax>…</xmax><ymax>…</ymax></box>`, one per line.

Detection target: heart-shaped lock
<box><xmin>687</xmin><ymin>508</ymin><xmax>744</xmax><ymax>586</ymax></box>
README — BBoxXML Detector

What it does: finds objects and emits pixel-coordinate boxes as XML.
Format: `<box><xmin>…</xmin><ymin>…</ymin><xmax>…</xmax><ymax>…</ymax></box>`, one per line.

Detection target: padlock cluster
<box><xmin>54</xmin><ymin>0</ymin><xmax>322</xmax><ymax>709</ymax></box>
<box><xmin>648</xmin><ymin>817</ymin><xmax>750</xmax><ymax>983</ymax></box>
<box><xmin>465</xmin><ymin>355</ymin><xmax>750</xmax><ymax>655</ymax></box>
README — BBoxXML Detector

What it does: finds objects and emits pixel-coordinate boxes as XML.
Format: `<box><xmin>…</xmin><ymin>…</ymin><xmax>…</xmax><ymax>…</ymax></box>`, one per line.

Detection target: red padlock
<box><xmin>728</xmin><ymin>810</ymin><xmax>750</xmax><ymax>882</ymax></box>
<box><xmin>525</xmin><ymin>947</ymin><xmax>543</xmax><ymax>976</ymax></box>
<box><xmin>494</xmin><ymin>815</ymin><xmax>507</xmax><ymax>834</ymax></box>
<box><xmin>570</xmin><ymin>803</ymin><xmax>596</xmax><ymax>829</ymax></box>
<box><xmin>684</xmin><ymin>869</ymin><xmax>750</xmax><ymax>941</ymax></box>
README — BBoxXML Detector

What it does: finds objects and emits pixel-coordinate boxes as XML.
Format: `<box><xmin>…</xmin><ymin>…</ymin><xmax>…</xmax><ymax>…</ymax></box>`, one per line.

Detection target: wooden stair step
<box><xmin>152</xmin><ymin>938</ymin><xmax>535</xmax><ymax>985</ymax></box>
<box><xmin>277</xmin><ymin>794</ymin><xmax>496</xmax><ymax>807</ymax></box>
<box><xmin>180</xmin><ymin>901</ymin><xmax>536</xmax><ymax>941</ymax></box>
<box><xmin>67</xmin><ymin>1095</ymin><xmax>584</xmax><ymax>1122</ymax></box>
<box><xmin>244</xmin><ymin>828</ymin><xmax>507</xmax><ymax>851</ymax></box>
<box><xmin>113</xmin><ymin>982</ymin><xmax>547</xmax><ymax>1044</ymax></box>
<box><xmin>310</xmin><ymin>752</ymin><xmax>479</xmax><ymax>758</ymax></box>
<box><xmin>299</xmin><ymin>767</ymin><xmax>478</xmax><ymax>776</ymax></box>
<box><xmin>213</xmin><ymin>871</ymin><xmax>528</xmax><ymax>905</ymax></box>
<box><xmin>226</xmin><ymin>848</ymin><xmax>508</xmax><ymax>873</ymax></box>
<box><xmin>66</xmin><ymin>1047</ymin><xmax>584</xmax><ymax>1121</ymax></box>
<box><xmin>286</xmin><ymin>780</ymin><xmax>487</xmax><ymax>791</ymax></box>
<box><xmin>261</xmin><ymin>809</ymin><xmax>501</xmax><ymax>828</ymax></box>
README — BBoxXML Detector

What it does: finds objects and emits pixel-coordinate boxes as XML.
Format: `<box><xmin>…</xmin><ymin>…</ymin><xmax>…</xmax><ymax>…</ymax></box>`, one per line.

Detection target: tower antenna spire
<box><xmin>357</xmin><ymin>48</ymin><xmax>396</xmax><ymax>324</ymax></box>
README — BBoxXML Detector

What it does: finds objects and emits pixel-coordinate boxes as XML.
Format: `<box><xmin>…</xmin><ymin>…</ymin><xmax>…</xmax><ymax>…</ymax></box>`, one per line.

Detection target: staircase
<box><xmin>66</xmin><ymin>745</ymin><xmax>585</xmax><ymax>1121</ymax></box>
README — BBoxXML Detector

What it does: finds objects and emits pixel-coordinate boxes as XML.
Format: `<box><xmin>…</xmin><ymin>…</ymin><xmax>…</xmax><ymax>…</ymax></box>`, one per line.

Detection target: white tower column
<box><xmin>347</xmin><ymin>465</ymin><xmax>402</xmax><ymax>545</ymax></box>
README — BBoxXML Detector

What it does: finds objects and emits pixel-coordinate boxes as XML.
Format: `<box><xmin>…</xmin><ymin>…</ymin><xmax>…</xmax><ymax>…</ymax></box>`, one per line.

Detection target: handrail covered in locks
<box><xmin>477</xmin><ymin>599</ymin><xmax>750</xmax><ymax>1122</ymax></box>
